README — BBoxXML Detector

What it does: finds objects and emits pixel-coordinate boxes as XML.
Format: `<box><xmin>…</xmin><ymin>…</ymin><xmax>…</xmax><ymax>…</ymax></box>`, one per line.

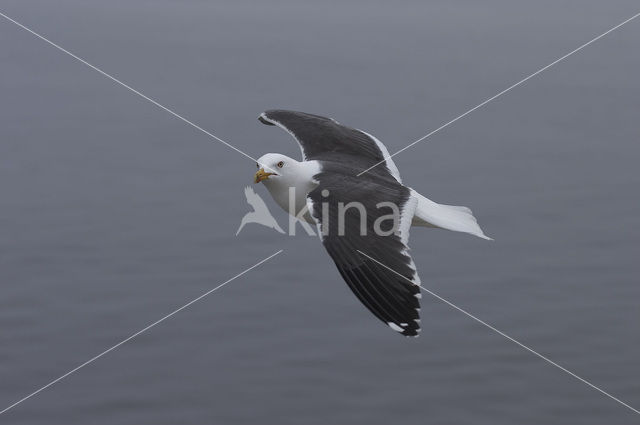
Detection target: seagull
<box><xmin>254</xmin><ymin>110</ymin><xmax>491</xmax><ymax>336</ymax></box>
<box><xmin>236</xmin><ymin>186</ymin><xmax>285</xmax><ymax>236</ymax></box>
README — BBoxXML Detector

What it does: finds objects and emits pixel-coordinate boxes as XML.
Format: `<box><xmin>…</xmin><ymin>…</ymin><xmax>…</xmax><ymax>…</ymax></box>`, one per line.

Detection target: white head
<box><xmin>253</xmin><ymin>153</ymin><xmax>321</xmax><ymax>219</ymax></box>
<box><xmin>253</xmin><ymin>153</ymin><xmax>300</xmax><ymax>187</ymax></box>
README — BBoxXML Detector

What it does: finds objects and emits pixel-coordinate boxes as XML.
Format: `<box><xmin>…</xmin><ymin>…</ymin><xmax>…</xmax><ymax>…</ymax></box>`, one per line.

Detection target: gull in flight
<box><xmin>254</xmin><ymin>110</ymin><xmax>491</xmax><ymax>336</ymax></box>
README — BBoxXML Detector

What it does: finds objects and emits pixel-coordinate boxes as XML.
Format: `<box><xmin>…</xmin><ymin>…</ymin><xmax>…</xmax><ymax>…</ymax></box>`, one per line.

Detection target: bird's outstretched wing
<box><xmin>305</xmin><ymin>166</ymin><xmax>422</xmax><ymax>337</ymax></box>
<box><xmin>259</xmin><ymin>110</ymin><xmax>401</xmax><ymax>182</ymax></box>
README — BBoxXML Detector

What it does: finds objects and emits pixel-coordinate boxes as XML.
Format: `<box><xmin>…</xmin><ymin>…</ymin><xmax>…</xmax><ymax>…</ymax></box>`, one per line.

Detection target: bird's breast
<box><xmin>264</xmin><ymin>181</ymin><xmax>315</xmax><ymax>222</ymax></box>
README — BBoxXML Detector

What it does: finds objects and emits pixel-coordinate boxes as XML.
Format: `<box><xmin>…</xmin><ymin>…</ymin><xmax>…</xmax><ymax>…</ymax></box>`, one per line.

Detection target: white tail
<box><xmin>410</xmin><ymin>189</ymin><xmax>492</xmax><ymax>240</ymax></box>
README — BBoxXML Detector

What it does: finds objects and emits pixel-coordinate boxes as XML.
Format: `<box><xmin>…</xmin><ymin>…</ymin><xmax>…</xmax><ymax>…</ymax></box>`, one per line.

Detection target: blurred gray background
<box><xmin>1</xmin><ymin>1</ymin><xmax>639</xmax><ymax>424</ymax></box>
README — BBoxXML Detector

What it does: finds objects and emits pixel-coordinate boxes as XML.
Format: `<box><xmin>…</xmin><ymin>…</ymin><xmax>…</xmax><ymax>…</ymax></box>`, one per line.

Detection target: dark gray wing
<box><xmin>259</xmin><ymin>109</ymin><xmax>401</xmax><ymax>182</ymax></box>
<box><xmin>306</xmin><ymin>167</ymin><xmax>421</xmax><ymax>336</ymax></box>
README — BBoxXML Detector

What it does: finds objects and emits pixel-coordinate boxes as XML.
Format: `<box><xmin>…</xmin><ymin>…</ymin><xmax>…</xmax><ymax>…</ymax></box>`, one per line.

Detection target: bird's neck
<box><xmin>264</xmin><ymin>160</ymin><xmax>320</xmax><ymax>216</ymax></box>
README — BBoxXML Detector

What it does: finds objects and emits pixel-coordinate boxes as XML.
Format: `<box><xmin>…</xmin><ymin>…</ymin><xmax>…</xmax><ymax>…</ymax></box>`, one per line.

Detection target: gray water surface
<box><xmin>1</xmin><ymin>1</ymin><xmax>639</xmax><ymax>424</ymax></box>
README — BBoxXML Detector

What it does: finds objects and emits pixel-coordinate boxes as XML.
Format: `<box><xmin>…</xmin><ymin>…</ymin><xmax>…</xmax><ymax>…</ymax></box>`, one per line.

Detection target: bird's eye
<box><xmin>277</xmin><ymin>161</ymin><xmax>284</xmax><ymax>168</ymax></box>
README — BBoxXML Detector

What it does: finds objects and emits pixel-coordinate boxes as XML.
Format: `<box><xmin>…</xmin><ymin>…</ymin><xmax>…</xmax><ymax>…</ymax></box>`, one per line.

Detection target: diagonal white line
<box><xmin>356</xmin><ymin>249</ymin><xmax>640</xmax><ymax>415</ymax></box>
<box><xmin>358</xmin><ymin>11</ymin><xmax>640</xmax><ymax>176</ymax></box>
<box><xmin>0</xmin><ymin>10</ymin><xmax>262</xmax><ymax>165</ymax></box>
<box><xmin>0</xmin><ymin>249</ymin><xmax>283</xmax><ymax>416</ymax></box>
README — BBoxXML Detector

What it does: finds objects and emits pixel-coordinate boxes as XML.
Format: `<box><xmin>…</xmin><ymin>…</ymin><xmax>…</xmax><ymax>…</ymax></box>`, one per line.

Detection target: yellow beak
<box><xmin>254</xmin><ymin>168</ymin><xmax>276</xmax><ymax>183</ymax></box>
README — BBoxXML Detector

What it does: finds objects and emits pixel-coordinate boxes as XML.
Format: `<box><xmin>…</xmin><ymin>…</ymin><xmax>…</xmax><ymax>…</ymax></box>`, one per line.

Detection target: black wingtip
<box><xmin>387</xmin><ymin>321</ymin><xmax>421</xmax><ymax>337</ymax></box>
